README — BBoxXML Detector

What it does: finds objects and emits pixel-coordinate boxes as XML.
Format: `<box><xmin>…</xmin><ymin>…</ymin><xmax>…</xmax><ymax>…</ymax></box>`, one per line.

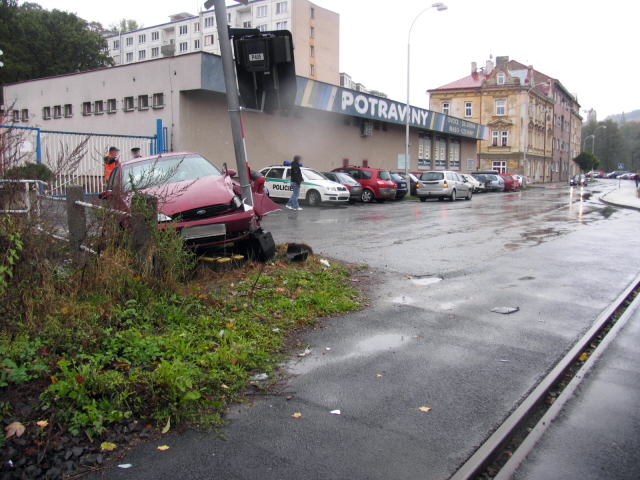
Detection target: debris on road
<box><xmin>491</xmin><ymin>306</ymin><xmax>520</xmax><ymax>314</ymax></box>
<box><xmin>330</xmin><ymin>410</ymin><xmax>341</xmax><ymax>415</ymax></box>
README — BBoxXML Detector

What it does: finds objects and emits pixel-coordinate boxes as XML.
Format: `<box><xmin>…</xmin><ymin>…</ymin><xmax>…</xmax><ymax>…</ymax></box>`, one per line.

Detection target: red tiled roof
<box><xmin>429</xmin><ymin>72</ymin><xmax>488</xmax><ymax>91</ymax></box>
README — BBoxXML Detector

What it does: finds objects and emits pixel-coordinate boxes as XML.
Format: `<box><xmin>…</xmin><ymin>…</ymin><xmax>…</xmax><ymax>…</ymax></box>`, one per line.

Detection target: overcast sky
<box><xmin>34</xmin><ymin>0</ymin><xmax>638</xmax><ymax>120</ymax></box>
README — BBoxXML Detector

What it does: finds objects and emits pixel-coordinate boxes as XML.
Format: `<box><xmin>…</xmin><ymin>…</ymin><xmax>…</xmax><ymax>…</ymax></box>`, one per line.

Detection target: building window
<box><xmin>179</xmin><ymin>25</ymin><xmax>188</xmax><ymax>35</ymax></box>
<box><xmin>12</xmin><ymin>110</ymin><xmax>20</xmax><ymax>122</ymax></box>
<box><xmin>194</xmin><ymin>39</ymin><xmax>200</xmax><ymax>49</ymax></box>
<box><xmin>42</xmin><ymin>106</ymin><xmax>51</xmax><ymax>120</ymax></box>
<box><xmin>310</xmin><ymin>45</ymin><xmax>314</xmax><ymax>57</ymax></box>
<box><xmin>53</xmin><ymin>105</ymin><xmax>62</xmax><ymax>118</ymax></box>
<box><xmin>243</xmin><ymin>21</ymin><xmax>252</xmax><ymax>28</ymax></box>
<box><xmin>497</xmin><ymin>72</ymin><xmax>505</xmax><ymax>85</ymax></box>
<box><xmin>138</xmin><ymin>95</ymin><xmax>149</xmax><ymax>110</ymax></box>
<box><xmin>310</xmin><ymin>7</ymin><xmax>315</xmax><ymax>19</ymax></box>
<box><xmin>107</xmin><ymin>99</ymin><xmax>117</xmax><ymax>113</ymax></box>
<box><xmin>21</xmin><ymin>109</ymin><xmax>29</xmax><ymax>122</ymax></box>
<box><xmin>501</xmin><ymin>131</ymin><xmax>508</xmax><ymax>146</ymax></box>
<box><xmin>495</xmin><ymin>99</ymin><xmax>506</xmax><ymax>116</ymax></box>
<box><xmin>138</xmin><ymin>50</ymin><xmax>146</xmax><ymax>60</ymax></box>
<box><xmin>113</xmin><ymin>55</ymin><xmax>120</xmax><ymax>65</ymax></box>
<box><xmin>113</xmin><ymin>40</ymin><xmax>120</xmax><ymax>49</ymax></box>
<box><xmin>310</xmin><ymin>64</ymin><xmax>315</xmax><ymax>76</ymax></box>
<box><xmin>151</xmin><ymin>31</ymin><xmax>159</xmax><ymax>41</ymax></box>
<box><xmin>310</xmin><ymin>26</ymin><xmax>314</xmax><ymax>38</ymax></box>
<box><xmin>465</xmin><ymin>102</ymin><xmax>472</xmax><ymax>117</ymax></box>
<box><xmin>257</xmin><ymin>24</ymin><xmax>267</xmax><ymax>32</ymax></box>
<box><xmin>194</xmin><ymin>22</ymin><xmax>200</xmax><ymax>32</ymax></box>
<box><xmin>124</xmin><ymin>97</ymin><xmax>134</xmax><ymax>112</ymax></box>
<box><xmin>442</xmin><ymin>102</ymin><xmax>450</xmax><ymax>115</ymax></box>
<box><xmin>227</xmin><ymin>13</ymin><xmax>231</xmax><ymax>23</ymax></box>
<box><xmin>276</xmin><ymin>2</ymin><xmax>288</xmax><ymax>14</ymax></box>
<box><xmin>126</xmin><ymin>52</ymin><xmax>133</xmax><ymax>63</ymax></box>
<box><xmin>153</xmin><ymin>93</ymin><xmax>164</xmax><ymax>109</ymax></box>
<box><xmin>151</xmin><ymin>47</ymin><xmax>159</xmax><ymax>57</ymax></box>
<box><xmin>492</xmin><ymin>161</ymin><xmax>506</xmax><ymax>173</ymax></box>
<box><xmin>256</xmin><ymin>5</ymin><xmax>267</xmax><ymax>17</ymax></box>
<box><xmin>125</xmin><ymin>37</ymin><xmax>133</xmax><ymax>47</ymax></box>
<box><xmin>179</xmin><ymin>42</ymin><xmax>188</xmax><ymax>52</ymax></box>
<box><xmin>82</xmin><ymin>102</ymin><xmax>92</xmax><ymax>116</ymax></box>
<box><xmin>138</xmin><ymin>34</ymin><xmax>146</xmax><ymax>44</ymax></box>
<box><xmin>204</xmin><ymin>17</ymin><xmax>214</xmax><ymax>28</ymax></box>
<box><xmin>492</xmin><ymin>131</ymin><xmax>499</xmax><ymax>146</ymax></box>
<box><xmin>94</xmin><ymin>100</ymin><xmax>104</xmax><ymax>115</ymax></box>
<box><xmin>204</xmin><ymin>35</ymin><xmax>214</xmax><ymax>46</ymax></box>
<box><xmin>64</xmin><ymin>104</ymin><xmax>73</xmax><ymax>118</ymax></box>
<box><xmin>276</xmin><ymin>21</ymin><xmax>288</xmax><ymax>30</ymax></box>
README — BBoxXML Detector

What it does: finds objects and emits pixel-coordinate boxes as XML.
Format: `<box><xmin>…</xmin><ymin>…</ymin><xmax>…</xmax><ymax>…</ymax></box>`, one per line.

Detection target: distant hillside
<box><xmin>606</xmin><ymin>110</ymin><xmax>640</xmax><ymax>124</ymax></box>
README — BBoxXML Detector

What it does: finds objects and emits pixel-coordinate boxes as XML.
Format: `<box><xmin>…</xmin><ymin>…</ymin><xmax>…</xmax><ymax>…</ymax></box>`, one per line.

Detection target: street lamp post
<box><xmin>592</xmin><ymin>125</ymin><xmax>606</xmax><ymax>154</ymax></box>
<box><xmin>583</xmin><ymin>135</ymin><xmax>594</xmax><ymax>152</ymax></box>
<box><xmin>522</xmin><ymin>82</ymin><xmax>546</xmax><ymax>179</ymax></box>
<box><xmin>405</xmin><ymin>2</ymin><xmax>447</xmax><ymax>178</ymax></box>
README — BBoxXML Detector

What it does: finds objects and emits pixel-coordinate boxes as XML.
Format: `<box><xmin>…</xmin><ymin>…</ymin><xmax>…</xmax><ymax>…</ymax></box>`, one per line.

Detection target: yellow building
<box><xmin>429</xmin><ymin>56</ymin><xmax>581</xmax><ymax>183</ymax></box>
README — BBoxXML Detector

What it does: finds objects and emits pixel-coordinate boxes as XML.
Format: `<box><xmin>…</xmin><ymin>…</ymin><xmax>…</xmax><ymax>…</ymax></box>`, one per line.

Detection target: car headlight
<box><xmin>231</xmin><ymin>195</ymin><xmax>243</xmax><ymax>209</ymax></box>
<box><xmin>326</xmin><ymin>187</ymin><xmax>337</xmax><ymax>192</ymax></box>
<box><xmin>157</xmin><ymin>213</ymin><xmax>172</xmax><ymax>222</ymax></box>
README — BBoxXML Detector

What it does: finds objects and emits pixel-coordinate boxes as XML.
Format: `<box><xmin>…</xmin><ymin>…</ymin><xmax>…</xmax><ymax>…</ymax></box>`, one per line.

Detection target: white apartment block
<box><xmin>107</xmin><ymin>0</ymin><xmax>339</xmax><ymax>85</ymax></box>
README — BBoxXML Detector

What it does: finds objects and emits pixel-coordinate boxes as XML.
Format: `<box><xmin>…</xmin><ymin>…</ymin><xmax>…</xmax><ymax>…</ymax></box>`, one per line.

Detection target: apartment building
<box><xmin>428</xmin><ymin>56</ymin><xmax>582</xmax><ymax>182</ymax></box>
<box><xmin>106</xmin><ymin>0</ymin><xmax>339</xmax><ymax>85</ymax></box>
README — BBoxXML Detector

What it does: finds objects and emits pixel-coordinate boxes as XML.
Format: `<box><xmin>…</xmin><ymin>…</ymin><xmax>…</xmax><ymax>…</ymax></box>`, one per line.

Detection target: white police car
<box><xmin>259</xmin><ymin>165</ymin><xmax>350</xmax><ymax>206</ymax></box>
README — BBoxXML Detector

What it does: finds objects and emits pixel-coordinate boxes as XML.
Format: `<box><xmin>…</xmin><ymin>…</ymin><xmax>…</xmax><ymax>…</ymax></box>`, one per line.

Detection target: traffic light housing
<box><xmin>233</xmin><ymin>30</ymin><xmax>296</xmax><ymax>112</ymax></box>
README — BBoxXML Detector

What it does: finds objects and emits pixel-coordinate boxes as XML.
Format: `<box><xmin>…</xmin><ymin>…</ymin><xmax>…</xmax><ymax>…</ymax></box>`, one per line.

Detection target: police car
<box><xmin>259</xmin><ymin>164</ymin><xmax>350</xmax><ymax>206</ymax></box>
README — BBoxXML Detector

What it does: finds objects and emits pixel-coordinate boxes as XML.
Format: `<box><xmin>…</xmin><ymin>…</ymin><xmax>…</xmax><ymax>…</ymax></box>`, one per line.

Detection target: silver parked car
<box><xmin>460</xmin><ymin>173</ymin><xmax>486</xmax><ymax>193</ymax></box>
<box><xmin>416</xmin><ymin>170</ymin><xmax>473</xmax><ymax>202</ymax></box>
<box><xmin>483</xmin><ymin>174</ymin><xmax>505</xmax><ymax>192</ymax></box>
<box><xmin>321</xmin><ymin>171</ymin><xmax>363</xmax><ymax>203</ymax></box>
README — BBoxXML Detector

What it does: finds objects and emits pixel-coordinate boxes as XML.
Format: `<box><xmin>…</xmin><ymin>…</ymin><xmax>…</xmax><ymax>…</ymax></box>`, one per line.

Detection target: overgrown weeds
<box><xmin>0</xmin><ymin>207</ymin><xmax>363</xmax><ymax>446</ymax></box>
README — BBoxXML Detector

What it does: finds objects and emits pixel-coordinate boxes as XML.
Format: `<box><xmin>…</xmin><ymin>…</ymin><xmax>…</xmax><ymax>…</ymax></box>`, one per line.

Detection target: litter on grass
<box><xmin>298</xmin><ymin>348</ymin><xmax>312</xmax><ymax>357</ymax></box>
<box><xmin>118</xmin><ymin>464</ymin><xmax>133</xmax><ymax>469</ymax></box>
<box><xmin>250</xmin><ymin>373</ymin><xmax>269</xmax><ymax>381</ymax></box>
<box><xmin>491</xmin><ymin>306</ymin><xmax>520</xmax><ymax>314</ymax></box>
<box><xmin>320</xmin><ymin>259</ymin><xmax>330</xmax><ymax>267</ymax></box>
<box><xmin>330</xmin><ymin>410</ymin><xmax>341</xmax><ymax>415</ymax></box>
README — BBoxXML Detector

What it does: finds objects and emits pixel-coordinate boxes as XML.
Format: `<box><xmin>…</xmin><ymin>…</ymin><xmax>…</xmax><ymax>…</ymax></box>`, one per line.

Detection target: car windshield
<box><xmin>335</xmin><ymin>172</ymin><xmax>359</xmax><ymax>185</ymax></box>
<box><xmin>421</xmin><ymin>172</ymin><xmax>444</xmax><ymax>181</ymax></box>
<box><xmin>390</xmin><ymin>173</ymin><xmax>402</xmax><ymax>181</ymax></box>
<box><xmin>122</xmin><ymin>154</ymin><xmax>221</xmax><ymax>190</ymax></box>
<box><xmin>303</xmin><ymin>169</ymin><xmax>326</xmax><ymax>181</ymax></box>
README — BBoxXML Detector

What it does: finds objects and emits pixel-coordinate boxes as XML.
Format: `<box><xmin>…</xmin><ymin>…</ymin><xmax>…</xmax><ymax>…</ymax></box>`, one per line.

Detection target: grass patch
<box><xmin>0</xmin><ymin>211</ymin><xmax>364</xmax><ymax>445</ymax></box>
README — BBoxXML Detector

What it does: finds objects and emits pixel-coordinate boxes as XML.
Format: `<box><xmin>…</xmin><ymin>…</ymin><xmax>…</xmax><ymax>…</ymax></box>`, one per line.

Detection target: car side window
<box><xmin>361</xmin><ymin>170</ymin><xmax>372</xmax><ymax>180</ymax></box>
<box><xmin>267</xmin><ymin>168</ymin><xmax>284</xmax><ymax>179</ymax></box>
<box><xmin>347</xmin><ymin>169</ymin><xmax>359</xmax><ymax>179</ymax></box>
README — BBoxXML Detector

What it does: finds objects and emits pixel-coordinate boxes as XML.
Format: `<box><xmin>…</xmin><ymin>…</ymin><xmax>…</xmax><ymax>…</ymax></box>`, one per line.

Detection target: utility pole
<box><xmin>205</xmin><ymin>0</ymin><xmax>254</xmax><ymax>215</ymax></box>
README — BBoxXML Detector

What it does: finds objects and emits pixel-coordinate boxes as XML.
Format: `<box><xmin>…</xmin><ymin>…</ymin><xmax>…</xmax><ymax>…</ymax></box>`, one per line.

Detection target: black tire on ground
<box><xmin>361</xmin><ymin>189</ymin><xmax>374</xmax><ymax>203</ymax></box>
<box><xmin>450</xmin><ymin>190</ymin><xmax>456</xmax><ymax>201</ymax></box>
<box><xmin>306</xmin><ymin>190</ymin><xmax>321</xmax><ymax>206</ymax></box>
<box><xmin>466</xmin><ymin>189</ymin><xmax>472</xmax><ymax>200</ymax></box>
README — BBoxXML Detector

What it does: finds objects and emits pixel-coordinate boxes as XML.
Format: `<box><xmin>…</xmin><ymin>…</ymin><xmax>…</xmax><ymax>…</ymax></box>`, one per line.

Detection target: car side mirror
<box><xmin>98</xmin><ymin>190</ymin><xmax>112</xmax><ymax>200</ymax></box>
<box><xmin>227</xmin><ymin>168</ymin><xmax>237</xmax><ymax>177</ymax></box>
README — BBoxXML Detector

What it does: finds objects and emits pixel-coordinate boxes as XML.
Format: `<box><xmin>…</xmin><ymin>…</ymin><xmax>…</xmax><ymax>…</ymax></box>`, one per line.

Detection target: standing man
<box><xmin>131</xmin><ymin>147</ymin><xmax>142</xmax><ymax>159</ymax></box>
<box><xmin>286</xmin><ymin>155</ymin><xmax>303</xmax><ymax>211</ymax></box>
<box><xmin>103</xmin><ymin>146</ymin><xmax>120</xmax><ymax>185</ymax></box>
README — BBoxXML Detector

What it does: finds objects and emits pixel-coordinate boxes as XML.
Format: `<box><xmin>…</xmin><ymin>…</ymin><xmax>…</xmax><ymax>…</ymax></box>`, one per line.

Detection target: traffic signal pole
<box><xmin>208</xmin><ymin>0</ymin><xmax>254</xmax><ymax>214</ymax></box>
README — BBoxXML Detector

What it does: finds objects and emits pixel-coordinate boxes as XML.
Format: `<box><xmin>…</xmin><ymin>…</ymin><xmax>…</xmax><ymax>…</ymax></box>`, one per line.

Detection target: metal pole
<box><xmin>211</xmin><ymin>0</ymin><xmax>254</xmax><ymax>214</ymax></box>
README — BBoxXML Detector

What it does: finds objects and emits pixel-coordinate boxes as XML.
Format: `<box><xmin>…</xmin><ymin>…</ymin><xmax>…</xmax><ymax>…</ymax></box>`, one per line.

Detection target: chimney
<box><xmin>496</xmin><ymin>56</ymin><xmax>509</xmax><ymax>67</ymax></box>
<box><xmin>486</xmin><ymin>59</ymin><xmax>494</xmax><ymax>75</ymax></box>
<box><xmin>471</xmin><ymin>62</ymin><xmax>477</xmax><ymax>74</ymax></box>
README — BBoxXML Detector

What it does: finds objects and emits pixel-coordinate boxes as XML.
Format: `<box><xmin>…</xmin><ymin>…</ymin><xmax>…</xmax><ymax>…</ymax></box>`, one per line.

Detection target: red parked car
<box><xmin>499</xmin><ymin>174</ymin><xmax>520</xmax><ymax>191</ymax></box>
<box><xmin>331</xmin><ymin>166</ymin><xmax>397</xmax><ymax>203</ymax></box>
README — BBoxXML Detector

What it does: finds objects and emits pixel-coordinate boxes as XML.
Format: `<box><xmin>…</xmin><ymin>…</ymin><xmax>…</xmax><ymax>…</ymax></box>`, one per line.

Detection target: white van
<box><xmin>260</xmin><ymin>165</ymin><xmax>350</xmax><ymax>206</ymax></box>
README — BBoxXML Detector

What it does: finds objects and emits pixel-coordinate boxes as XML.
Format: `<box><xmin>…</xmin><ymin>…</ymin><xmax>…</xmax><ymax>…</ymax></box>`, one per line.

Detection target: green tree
<box><xmin>0</xmin><ymin>1</ymin><xmax>113</xmax><ymax>102</ymax></box>
<box><xmin>108</xmin><ymin>19</ymin><xmax>143</xmax><ymax>33</ymax></box>
<box><xmin>573</xmin><ymin>151</ymin><xmax>599</xmax><ymax>173</ymax></box>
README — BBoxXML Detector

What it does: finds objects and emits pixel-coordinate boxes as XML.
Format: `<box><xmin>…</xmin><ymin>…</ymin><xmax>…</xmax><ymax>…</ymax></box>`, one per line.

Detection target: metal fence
<box><xmin>1</xmin><ymin>123</ymin><xmax>165</xmax><ymax>196</ymax></box>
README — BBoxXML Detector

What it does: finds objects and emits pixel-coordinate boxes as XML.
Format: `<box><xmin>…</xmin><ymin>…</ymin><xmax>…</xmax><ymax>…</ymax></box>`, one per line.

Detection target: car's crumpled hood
<box><xmin>143</xmin><ymin>175</ymin><xmax>236</xmax><ymax>215</ymax></box>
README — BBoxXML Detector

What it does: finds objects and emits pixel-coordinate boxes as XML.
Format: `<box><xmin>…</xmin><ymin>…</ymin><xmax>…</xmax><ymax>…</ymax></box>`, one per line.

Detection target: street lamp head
<box><xmin>436</xmin><ymin>5</ymin><xmax>448</xmax><ymax>10</ymax></box>
<box><xmin>432</xmin><ymin>2</ymin><xmax>445</xmax><ymax>6</ymax></box>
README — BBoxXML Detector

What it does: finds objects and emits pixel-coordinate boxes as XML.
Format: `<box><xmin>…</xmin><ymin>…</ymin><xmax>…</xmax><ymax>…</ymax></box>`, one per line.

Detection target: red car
<box><xmin>499</xmin><ymin>174</ymin><xmax>520</xmax><ymax>191</ymax></box>
<box><xmin>101</xmin><ymin>152</ymin><xmax>279</xmax><ymax>250</ymax></box>
<box><xmin>331</xmin><ymin>166</ymin><xmax>397</xmax><ymax>203</ymax></box>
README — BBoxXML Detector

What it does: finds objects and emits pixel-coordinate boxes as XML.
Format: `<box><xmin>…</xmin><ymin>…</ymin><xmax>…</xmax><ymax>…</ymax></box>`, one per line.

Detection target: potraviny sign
<box><xmin>295</xmin><ymin>77</ymin><xmax>487</xmax><ymax>140</ymax></box>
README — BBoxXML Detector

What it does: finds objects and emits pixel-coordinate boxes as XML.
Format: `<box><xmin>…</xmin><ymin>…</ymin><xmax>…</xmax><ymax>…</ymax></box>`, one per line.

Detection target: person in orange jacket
<box><xmin>103</xmin><ymin>146</ymin><xmax>120</xmax><ymax>184</ymax></box>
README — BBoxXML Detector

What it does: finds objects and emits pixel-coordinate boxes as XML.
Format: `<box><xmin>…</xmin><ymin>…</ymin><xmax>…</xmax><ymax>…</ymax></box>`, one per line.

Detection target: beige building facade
<box><xmin>429</xmin><ymin>56</ymin><xmax>581</xmax><ymax>182</ymax></box>
<box><xmin>107</xmin><ymin>0</ymin><xmax>339</xmax><ymax>86</ymax></box>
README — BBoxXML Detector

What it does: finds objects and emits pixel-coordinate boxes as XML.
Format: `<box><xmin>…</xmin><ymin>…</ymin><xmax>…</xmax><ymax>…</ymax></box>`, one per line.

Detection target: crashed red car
<box><xmin>498</xmin><ymin>174</ymin><xmax>519</xmax><ymax>191</ymax></box>
<box><xmin>101</xmin><ymin>152</ymin><xmax>279</xmax><ymax>250</ymax></box>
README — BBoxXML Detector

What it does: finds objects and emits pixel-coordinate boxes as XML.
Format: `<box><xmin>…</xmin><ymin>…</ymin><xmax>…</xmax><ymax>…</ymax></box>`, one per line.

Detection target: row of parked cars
<box><xmin>587</xmin><ymin>170</ymin><xmax>638</xmax><ymax>180</ymax></box>
<box><xmin>258</xmin><ymin>164</ymin><xmax>526</xmax><ymax>205</ymax></box>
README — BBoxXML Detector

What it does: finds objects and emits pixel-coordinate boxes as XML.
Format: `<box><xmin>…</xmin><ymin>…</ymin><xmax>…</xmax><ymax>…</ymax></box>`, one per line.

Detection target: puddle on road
<box><xmin>410</xmin><ymin>276</ymin><xmax>443</xmax><ymax>286</ymax></box>
<box><xmin>288</xmin><ymin>333</ymin><xmax>409</xmax><ymax>375</ymax></box>
<box><xmin>390</xmin><ymin>296</ymin><xmax>417</xmax><ymax>304</ymax></box>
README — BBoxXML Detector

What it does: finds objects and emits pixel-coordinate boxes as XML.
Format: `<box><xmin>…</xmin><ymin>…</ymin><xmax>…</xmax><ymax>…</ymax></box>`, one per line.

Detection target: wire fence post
<box><xmin>131</xmin><ymin>193</ymin><xmax>158</xmax><ymax>277</ymax></box>
<box><xmin>66</xmin><ymin>186</ymin><xmax>86</xmax><ymax>262</ymax></box>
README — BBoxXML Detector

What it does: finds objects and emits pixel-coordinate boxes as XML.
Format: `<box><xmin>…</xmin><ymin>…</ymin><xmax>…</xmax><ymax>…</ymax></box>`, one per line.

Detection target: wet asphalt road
<box><xmin>89</xmin><ymin>180</ymin><xmax>640</xmax><ymax>480</ymax></box>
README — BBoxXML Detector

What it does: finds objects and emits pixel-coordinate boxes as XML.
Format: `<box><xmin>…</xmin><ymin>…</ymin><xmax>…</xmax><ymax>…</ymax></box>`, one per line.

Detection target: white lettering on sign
<box><xmin>249</xmin><ymin>53</ymin><xmax>264</xmax><ymax>61</ymax></box>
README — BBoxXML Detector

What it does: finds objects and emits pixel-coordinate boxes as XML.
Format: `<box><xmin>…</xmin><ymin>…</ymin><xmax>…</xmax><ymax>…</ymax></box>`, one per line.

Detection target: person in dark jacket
<box><xmin>286</xmin><ymin>155</ymin><xmax>304</xmax><ymax>210</ymax></box>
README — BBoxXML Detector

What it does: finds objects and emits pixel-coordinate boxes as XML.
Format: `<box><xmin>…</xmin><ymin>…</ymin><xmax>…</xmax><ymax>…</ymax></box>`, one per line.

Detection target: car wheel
<box><xmin>450</xmin><ymin>190</ymin><xmax>456</xmax><ymax>202</ymax></box>
<box><xmin>375</xmin><ymin>198</ymin><xmax>386</xmax><ymax>203</ymax></box>
<box><xmin>419</xmin><ymin>197</ymin><xmax>427</xmax><ymax>202</ymax></box>
<box><xmin>466</xmin><ymin>189</ymin><xmax>472</xmax><ymax>200</ymax></box>
<box><xmin>361</xmin><ymin>189</ymin><xmax>374</xmax><ymax>203</ymax></box>
<box><xmin>306</xmin><ymin>190</ymin><xmax>321</xmax><ymax>206</ymax></box>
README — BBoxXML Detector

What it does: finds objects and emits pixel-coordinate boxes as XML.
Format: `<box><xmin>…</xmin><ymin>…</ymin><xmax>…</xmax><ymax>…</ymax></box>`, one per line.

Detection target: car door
<box><xmin>263</xmin><ymin>167</ymin><xmax>291</xmax><ymax>200</ymax></box>
<box><xmin>457</xmin><ymin>173</ymin><xmax>470</xmax><ymax>194</ymax></box>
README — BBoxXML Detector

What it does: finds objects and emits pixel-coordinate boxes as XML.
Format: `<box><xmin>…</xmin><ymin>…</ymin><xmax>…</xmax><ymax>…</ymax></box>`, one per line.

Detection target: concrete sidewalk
<box><xmin>597</xmin><ymin>178</ymin><xmax>640</xmax><ymax>210</ymax></box>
